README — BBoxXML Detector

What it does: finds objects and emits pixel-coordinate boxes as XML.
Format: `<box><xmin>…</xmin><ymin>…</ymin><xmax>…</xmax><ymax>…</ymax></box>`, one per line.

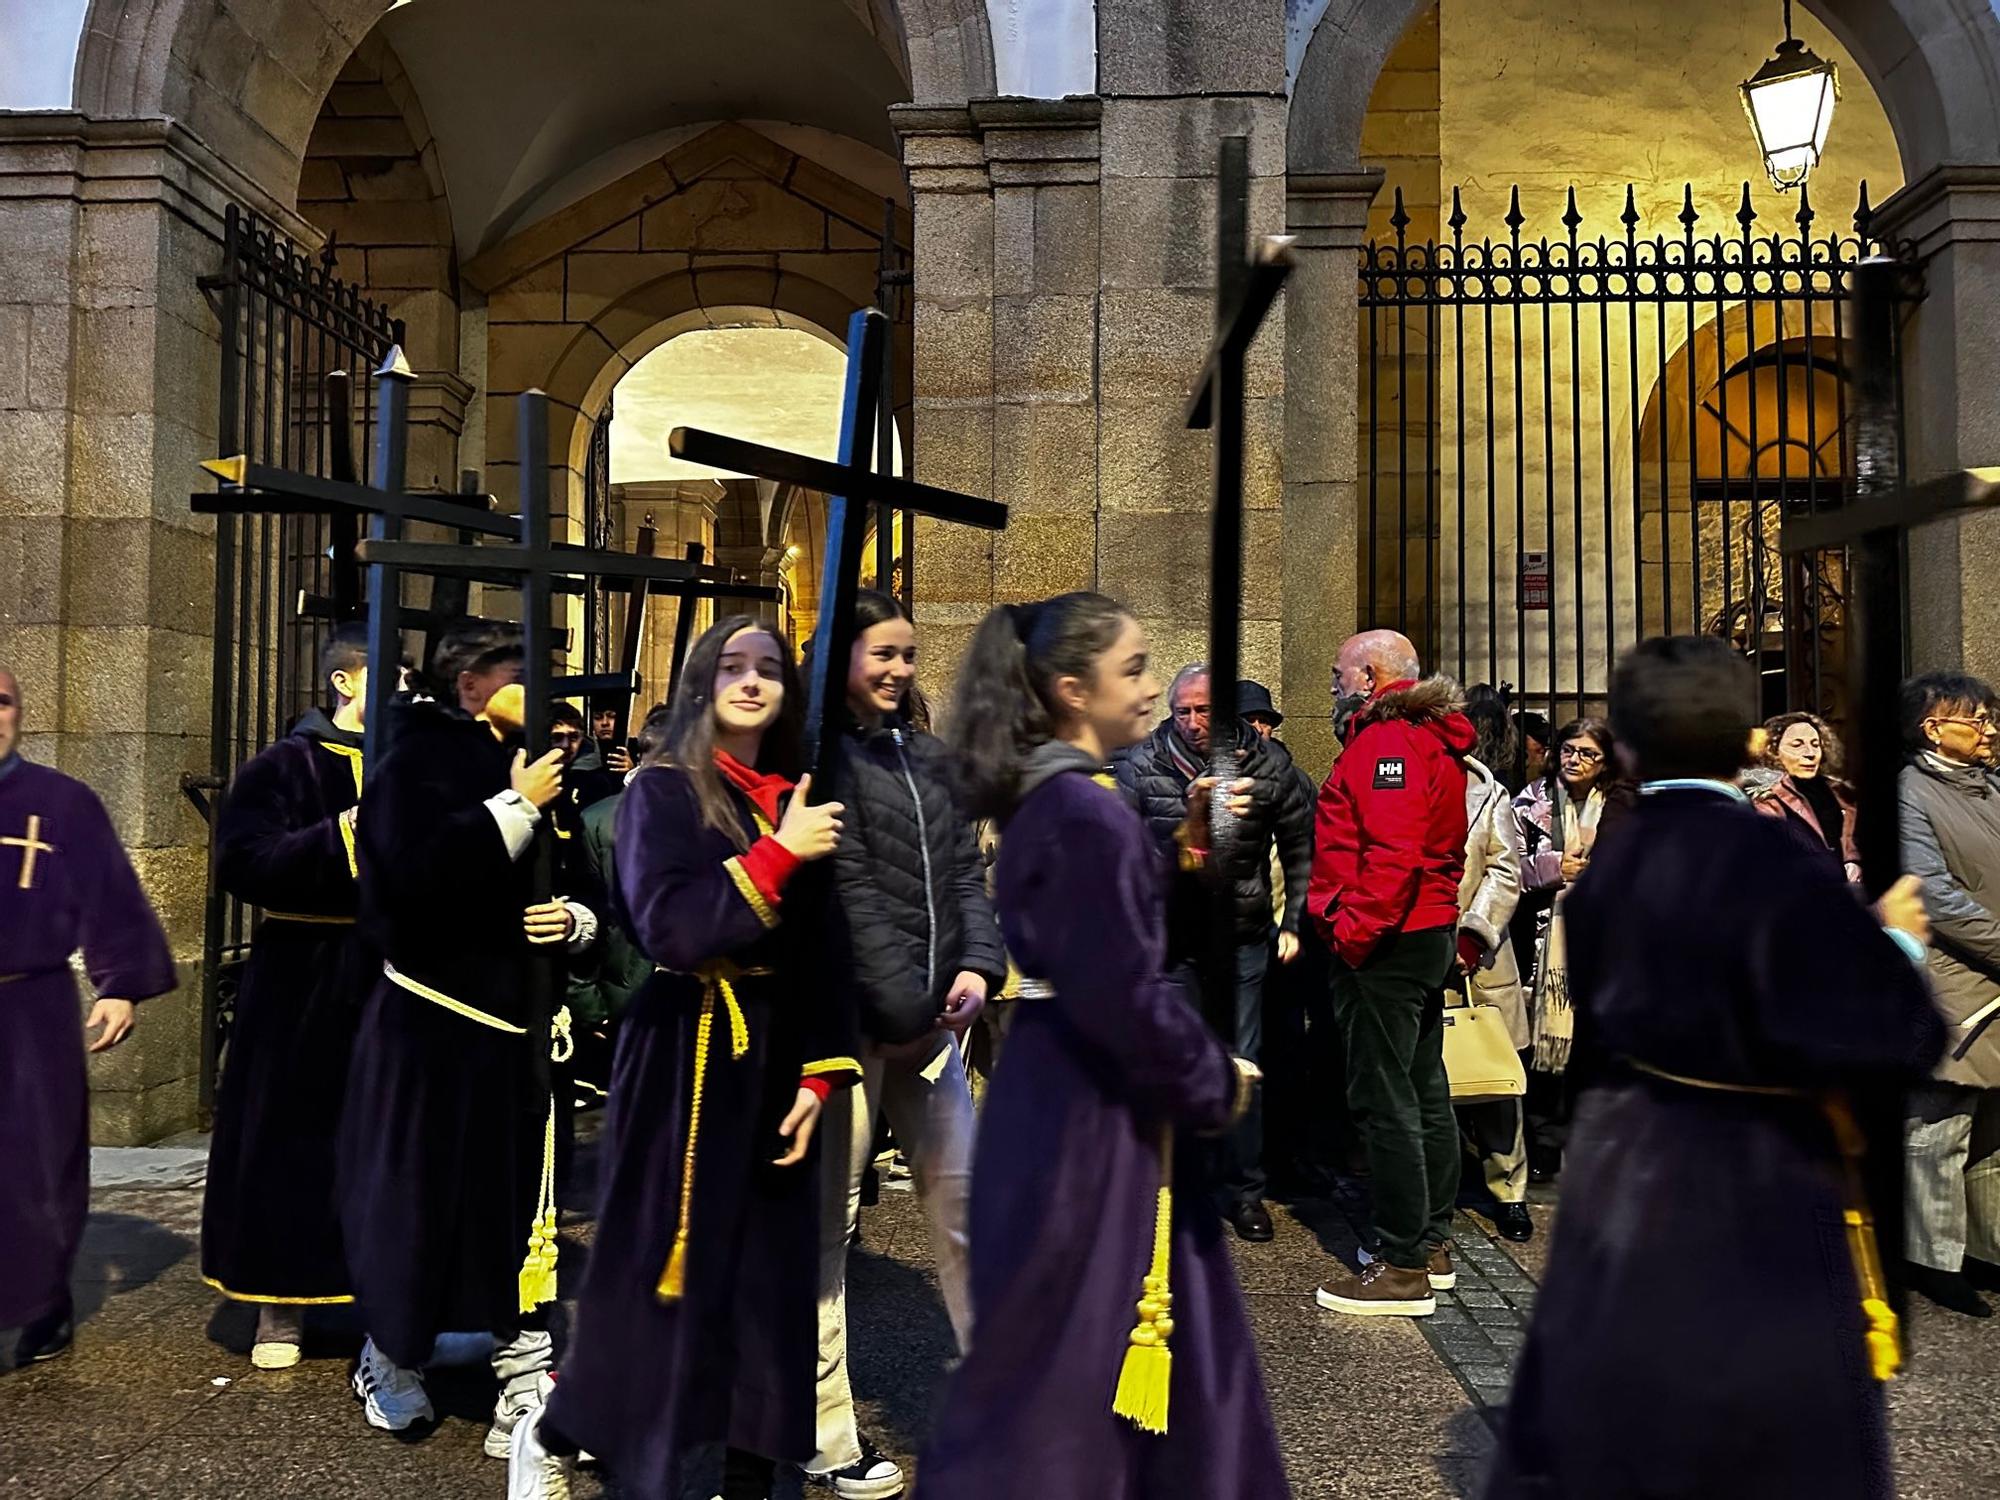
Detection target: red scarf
<box><xmin>715</xmin><ymin>750</ymin><xmax>793</xmax><ymax>831</ymax></box>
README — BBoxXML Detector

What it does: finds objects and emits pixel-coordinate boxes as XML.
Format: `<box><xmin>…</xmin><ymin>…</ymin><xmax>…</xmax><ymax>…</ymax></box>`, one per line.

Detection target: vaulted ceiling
<box><xmin>377</xmin><ymin>0</ymin><xmax>912</xmax><ymax>253</ymax></box>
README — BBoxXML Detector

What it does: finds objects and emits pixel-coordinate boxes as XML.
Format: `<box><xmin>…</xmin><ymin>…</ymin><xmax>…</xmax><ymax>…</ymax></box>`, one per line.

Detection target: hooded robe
<box><xmin>543</xmin><ymin>762</ymin><xmax>861</xmax><ymax>1500</ymax></box>
<box><xmin>1486</xmin><ymin>785</ymin><xmax>1945</xmax><ymax>1500</ymax></box>
<box><xmin>917</xmin><ymin>746</ymin><xmax>1288</xmax><ymax>1500</ymax></box>
<box><xmin>336</xmin><ymin>699</ymin><xmax>555</xmax><ymax>1366</ymax></box>
<box><xmin>200</xmin><ymin>708</ymin><xmax>370</xmax><ymax>1305</ymax></box>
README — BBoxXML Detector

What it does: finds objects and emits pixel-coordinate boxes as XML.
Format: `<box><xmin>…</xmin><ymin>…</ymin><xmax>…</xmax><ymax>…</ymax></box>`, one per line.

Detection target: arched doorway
<box><xmin>1320</xmin><ymin>0</ymin><xmax>1915</xmax><ymax>731</ymax></box>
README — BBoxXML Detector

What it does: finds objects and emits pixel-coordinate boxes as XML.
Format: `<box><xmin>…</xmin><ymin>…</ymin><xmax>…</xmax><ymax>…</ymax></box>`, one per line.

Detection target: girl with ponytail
<box><xmin>922</xmin><ymin>594</ymin><xmax>1287</xmax><ymax>1499</ymax></box>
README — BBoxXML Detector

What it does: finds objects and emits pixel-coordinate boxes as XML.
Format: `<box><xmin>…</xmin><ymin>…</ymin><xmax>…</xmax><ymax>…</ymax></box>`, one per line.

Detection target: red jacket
<box><xmin>1309</xmin><ymin>678</ymin><xmax>1475</xmax><ymax>967</ymax></box>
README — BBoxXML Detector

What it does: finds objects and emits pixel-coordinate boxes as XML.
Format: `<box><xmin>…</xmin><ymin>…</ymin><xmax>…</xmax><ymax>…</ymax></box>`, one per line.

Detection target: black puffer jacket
<box><xmin>828</xmin><ymin>715</ymin><xmax>1007</xmax><ymax>1044</ymax></box>
<box><xmin>1111</xmin><ymin>717</ymin><xmax>1316</xmax><ymax>943</ymax></box>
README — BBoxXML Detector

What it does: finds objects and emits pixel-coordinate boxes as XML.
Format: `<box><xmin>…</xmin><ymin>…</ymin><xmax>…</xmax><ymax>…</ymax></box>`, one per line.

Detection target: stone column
<box><xmin>1874</xmin><ymin>167</ymin><xmax>2000</xmax><ymax>683</ymax></box>
<box><xmin>977</xmin><ymin>98</ymin><xmax>1103</xmax><ymax>622</ymax></box>
<box><xmin>892</xmin><ymin>105</ymin><xmax>996</xmax><ymax>693</ymax></box>
<box><xmin>0</xmin><ymin>116</ymin><xmax>316</xmax><ymax>1141</ymax></box>
<box><xmin>1096</xmin><ymin>6</ymin><xmax>1290</xmax><ymax>701</ymax></box>
<box><xmin>1283</xmin><ymin>171</ymin><xmax>1382</xmax><ymax>779</ymax></box>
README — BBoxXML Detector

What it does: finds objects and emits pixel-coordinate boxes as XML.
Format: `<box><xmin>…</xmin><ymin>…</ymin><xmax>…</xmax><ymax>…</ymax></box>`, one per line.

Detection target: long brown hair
<box><xmin>644</xmin><ymin>615</ymin><xmax>804</xmax><ymax>849</ymax></box>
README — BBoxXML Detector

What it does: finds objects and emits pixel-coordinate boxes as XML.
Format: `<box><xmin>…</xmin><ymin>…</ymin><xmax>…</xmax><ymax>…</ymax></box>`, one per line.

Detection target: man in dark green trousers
<box><xmin>1306</xmin><ymin>630</ymin><xmax>1475</xmax><ymax>1317</ymax></box>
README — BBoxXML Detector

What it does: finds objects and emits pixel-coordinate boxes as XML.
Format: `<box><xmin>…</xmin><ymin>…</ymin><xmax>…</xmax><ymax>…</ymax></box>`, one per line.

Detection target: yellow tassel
<box><xmin>517</xmin><ymin>1100</ymin><xmax>560</xmax><ymax>1313</ymax></box>
<box><xmin>658</xmin><ymin>1232</ymin><xmax>689</xmax><ymax>1301</ymax></box>
<box><xmin>1861</xmin><ymin>1298</ymin><xmax>1901</xmax><ymax>1382</ymax></box>
<box><xmin>1112</xmin><ymin>1128</ymin><xmax>1175</xmax><ymax>1435</ymax></box>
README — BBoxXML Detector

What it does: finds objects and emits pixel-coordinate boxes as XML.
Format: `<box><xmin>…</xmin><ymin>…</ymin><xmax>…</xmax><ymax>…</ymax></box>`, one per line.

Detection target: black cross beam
<box><xmin>1778</xmin><ymin>257</ymin><xmax>2000</xmax><ymax>897</ymax></box>
<box><xmin>1185</xmin><ymin>135</ymin><xmax>1294</xmax><ymax>999</ymax></box>
<box><xmin>668</xmin><ymin>305</ymin><xmax>1007</xmax><ymax>787</ymax></box>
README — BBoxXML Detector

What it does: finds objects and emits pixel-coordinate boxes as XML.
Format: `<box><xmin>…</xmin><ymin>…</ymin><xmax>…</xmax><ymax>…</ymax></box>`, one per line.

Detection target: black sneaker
<box><xmin>15</xmin><ymin>1296</ymin><xmax>73</xmax><ymax>1366</ymax></box>
<box><xmin>807</xmin><ymin>1438</ymin><xmax>905</xmax><ymax>1499</ymax></box>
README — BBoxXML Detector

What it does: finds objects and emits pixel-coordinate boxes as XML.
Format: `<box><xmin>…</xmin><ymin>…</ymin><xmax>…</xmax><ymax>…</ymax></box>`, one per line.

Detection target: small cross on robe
<box><xmin>3</xmin><ymin>813</ymin><xmax>53</xmax><ymax>890</ymax></box>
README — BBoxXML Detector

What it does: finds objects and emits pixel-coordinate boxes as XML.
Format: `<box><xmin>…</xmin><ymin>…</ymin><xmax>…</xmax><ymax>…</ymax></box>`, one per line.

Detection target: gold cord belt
<box><xmin>1627</xmin><ymin>1058</ymin><xmax>1902</xmax><ymax>1380</ymax></box>
<box><xmin>655</xmin><ymin>961</ymin><xmax>768</xmax><ymax>1301</ymax></box>
<box><xmin>380</xmin><ymin>961</ymin><xmax>571</xmax><ymax>1313</ymax></box>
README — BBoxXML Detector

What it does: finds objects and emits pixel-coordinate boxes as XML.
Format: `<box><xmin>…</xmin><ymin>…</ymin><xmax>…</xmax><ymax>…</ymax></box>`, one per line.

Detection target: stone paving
<box><xmin>2</xmin><ymin>1147</ymin><xmax>1997</xmax><ymax>1498</ymax></box>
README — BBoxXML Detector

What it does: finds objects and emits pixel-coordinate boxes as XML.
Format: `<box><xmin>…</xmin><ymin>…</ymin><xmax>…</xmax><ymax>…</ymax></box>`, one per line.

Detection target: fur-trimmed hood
<box><xmin>1354</xmin><ymin>677</ymin><xmax>1477</xmax><ymax>759</ymax></box>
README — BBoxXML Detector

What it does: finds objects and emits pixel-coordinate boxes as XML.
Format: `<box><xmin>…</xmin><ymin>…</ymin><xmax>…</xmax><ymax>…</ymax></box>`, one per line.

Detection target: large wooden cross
<box><xmin>668</xmin><ymin>306</ymin><xmax>1007</xmax><ymax>785</ymax></box>
<box><xmin>196</xmin><ymin>350</ymin><xmax>776</xmax><ymax>777</ymax></box>
<box><xmin>1185</xmin><ymin>135</ymin><xmax>1294</xmax><ymax>990</ymax></box>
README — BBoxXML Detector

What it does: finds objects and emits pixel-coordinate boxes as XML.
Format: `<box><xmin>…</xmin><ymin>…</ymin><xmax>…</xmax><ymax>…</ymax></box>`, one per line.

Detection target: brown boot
<box><xmin>1315</xmin><ymin>1260</ymin><xmax>1436</xmax><ymax>1317</ymax></box>
<box><xmin>1427</xmin><ymin>1242</ymin><xmax>1456</xmax><ymax>1291</ymax></box>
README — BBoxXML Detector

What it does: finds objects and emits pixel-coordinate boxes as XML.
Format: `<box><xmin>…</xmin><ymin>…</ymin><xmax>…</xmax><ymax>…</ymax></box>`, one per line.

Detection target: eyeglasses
<box><xmin>1929</xmin><ymin>715</ymin><xmax>1994</xmax><ymax>731</ymax></box>
<box><xmin>1558</xmin><ymin>745</ymin><xmax>1605</xmax><ymax>765</ymax></box>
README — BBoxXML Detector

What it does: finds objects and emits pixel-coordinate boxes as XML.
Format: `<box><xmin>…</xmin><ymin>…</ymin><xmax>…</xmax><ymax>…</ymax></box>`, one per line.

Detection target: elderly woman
<box><xmin>1900</xmin><ymin>671</ymin><xmax>2000</xmax><ymax>1319</ymax></box>
<box><xmin>1511</xmin><ymin>718</ymin><xmax>1632</xmax><ymax>1180</ymax></box>
<box><xmin>1752</xmin><ymin>711</ymin><xmax>1861</xmax><ymax>882</ymax></box>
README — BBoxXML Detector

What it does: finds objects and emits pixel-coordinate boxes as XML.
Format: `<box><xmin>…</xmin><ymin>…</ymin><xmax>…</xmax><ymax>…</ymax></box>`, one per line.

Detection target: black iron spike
<box><xmin>1391</xmin><ymin>186</ymin><xmax>1410</xmax><ymax>243</ymax></box>
<box><xmin>1737</xmin><ymin>182</ymin><xmax>1757</xmax><ymax>233</ymax></box>
<box><xmin>1448</xmin><ymin>185</ymin><xmax>1466</xmax><ymax>239</ymax></box>
<box><xmin>1679</xmin><ymin>183</ymin><xmax>1699</xmax><ymax>234</ymax></box>
<box><xmin>1505</xmin><ymin>185</ymin><xmax>1524</xmax><ymax>238</ymax></box>
<box><xmin>1796</xmin><ymin>182</ymin><xmax>1816</xmax><ymax>234</ymax></box>
<box><xmin>1855</xmin><ymin>179</ymin><xmax>1873</xmax><ymax>240</ymax></box>
<box><xmin>1562</xmin><ymin>185</ymin><xmax>1582</xmax><ymax>235</ymax></box>
<box><xmin>1621</xmin><ymin>184</ymin><xmax>1640</xmax><ymax>235</ymax></box>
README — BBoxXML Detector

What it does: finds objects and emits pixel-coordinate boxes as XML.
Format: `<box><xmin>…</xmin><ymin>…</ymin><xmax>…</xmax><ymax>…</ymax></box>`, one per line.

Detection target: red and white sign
<box><xmin>1519</xmin><ymin>550</ymin><xmax>1551</xmax><ymax>611</ymax></box>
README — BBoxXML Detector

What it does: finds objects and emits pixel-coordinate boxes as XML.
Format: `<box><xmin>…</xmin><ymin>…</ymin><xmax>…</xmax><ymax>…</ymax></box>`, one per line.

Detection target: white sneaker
<box><xmin>506</xmin><ymin>1401</ymin><xmax>574</xmax><ymax>1500</ymax></box>
<box><xmin>486</xmin><ymin>1370</ymin><xmax>555</xmax><ymax>1459</ymax></box>
<box><xmin>351</xmin><ymin>1338</ymin><xmax>435</xmax><ymax>1431</ymax></box>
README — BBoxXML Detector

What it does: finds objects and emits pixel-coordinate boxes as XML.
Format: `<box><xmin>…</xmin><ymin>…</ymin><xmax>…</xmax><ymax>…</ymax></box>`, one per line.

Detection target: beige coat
<box><xmin>1458</xmin><ymin>756</ymin><xmax>1529</xmax><ymax>1048</ymax></box>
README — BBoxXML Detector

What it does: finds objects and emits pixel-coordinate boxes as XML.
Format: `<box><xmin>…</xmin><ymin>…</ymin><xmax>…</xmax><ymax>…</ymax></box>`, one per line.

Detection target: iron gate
<box><xmin>193</xmin><ymin>206</ymin><xmax>402</xmax><ymax>1112</ymax></box>
<box><xmin>1358</xmin><ymin>181</ymin><xmax>1907</xmax><ymax>729</ymax></box>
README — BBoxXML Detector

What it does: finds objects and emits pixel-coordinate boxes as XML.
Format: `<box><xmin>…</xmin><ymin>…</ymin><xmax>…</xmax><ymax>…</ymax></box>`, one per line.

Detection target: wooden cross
<box><xmin>1778</xmin><ymin>256</ymin><xmax>2000</xmax><ymax>897</ymax></box>
<box><xmin>667</xmin><ymin>306</ymin><xmax>1008</xmax><ymax>786</ymax></box>
<box><xmin>195</xmin><ymin>348</ymin><xmax>779</xmax><ymax>777</ymax></box>
<box><xmin>3</xmin><ymin>813</ymin><xmax>52</xmax><ymax>890</ymax></box>
<box><xmin>1185</xmin><ymin>135</ymin><xmax>1294</xmax><ymax>989</ymax></box>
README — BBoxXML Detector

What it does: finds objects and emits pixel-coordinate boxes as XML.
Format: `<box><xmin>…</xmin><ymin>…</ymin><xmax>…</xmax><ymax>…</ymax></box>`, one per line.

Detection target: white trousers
<box><xmin>810</xmin><ymin>1034</ymin><xmax>975</xmax><ymax>1474</ymax></box>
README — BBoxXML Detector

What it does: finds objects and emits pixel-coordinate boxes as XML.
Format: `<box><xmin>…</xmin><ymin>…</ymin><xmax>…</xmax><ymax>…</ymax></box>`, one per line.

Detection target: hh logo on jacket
<box><xmin>1373</xmin><ymin>758</ymin><xmax>1406</xmax><ymax>790</ymax></box>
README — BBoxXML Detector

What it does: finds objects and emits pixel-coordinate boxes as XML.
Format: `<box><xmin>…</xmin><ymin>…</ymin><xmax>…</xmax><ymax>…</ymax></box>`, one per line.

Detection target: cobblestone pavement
<box><xmin>2</xmin><ymin>1147</ymin><xmax>1996</xmax><ymax>1498</ymax></box>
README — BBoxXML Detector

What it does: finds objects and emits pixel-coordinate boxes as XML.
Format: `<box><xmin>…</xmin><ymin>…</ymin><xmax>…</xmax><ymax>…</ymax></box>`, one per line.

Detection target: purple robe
<box><xmin>545</xmin><ymin>766</ymin><xmax>861</xmax><ymax>1500</ymax></box>
<box><xmin>200</xmin><ymin>710</ymin><xmax>369</xmax><ymax>1304</ymax></box>
<box><xmin>337</xmin><ymin>701</ymin><xmax>548</xmax><ymax>1367</ymax></box>
<box><xmin>918</xmin><ymin>763</ymin><xmax>1289</xmax><ymax>1500</ymax></box>
<box><xmin>0</xmin><ymin>757</ymin><xmax>175</xmax><ymax>1329</ymax></box>
<box><xmin>1485</xmin><ymin>788</ymin><xmax>1945</xmax><ymax>1500</ymax></box>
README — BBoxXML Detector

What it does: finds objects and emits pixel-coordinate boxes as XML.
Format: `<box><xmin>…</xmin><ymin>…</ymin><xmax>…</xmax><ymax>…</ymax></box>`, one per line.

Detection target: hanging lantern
<box><xmin>1741</xmin><ymin>0</ymin><xmax>1840</xmax><ymax>192</ymax></box>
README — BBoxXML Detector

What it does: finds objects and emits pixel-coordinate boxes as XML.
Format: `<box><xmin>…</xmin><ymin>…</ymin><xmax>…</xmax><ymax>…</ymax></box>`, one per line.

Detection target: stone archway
<box><xmin>1280</xmin><ymin>0</ymin><xmax>2000</xmax><ymax>759</ymax></box>
<box><xmin>73</xmin><ymin>0</ymin><xmax>996</xmax><ymax>202</ymax></box>
<box><xmin>1287</xmin><ymin>0</ymin><xmax>2000</xmax><ymax>180</ymax></box>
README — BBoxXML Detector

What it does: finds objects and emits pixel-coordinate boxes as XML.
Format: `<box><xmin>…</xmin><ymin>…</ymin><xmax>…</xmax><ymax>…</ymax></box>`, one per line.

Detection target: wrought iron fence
<box><xmin>1358</xmin><ymin>180</ymin><xmax>1907</xmax><ymax>729</ymax></box>
<box><xmin>193</xmin><ymin>205</ymin><xmax>402</xmax><ymax>1112</ymax></box>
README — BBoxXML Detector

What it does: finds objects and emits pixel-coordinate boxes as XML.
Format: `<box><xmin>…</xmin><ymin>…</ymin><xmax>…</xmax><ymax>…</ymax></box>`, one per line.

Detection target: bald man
<box><xmin>1307</xmin><ymin>631</ymin><xmax>1475</xmax><ymax>1318</ymax></box>
<box><xmin>0</xmin><ymin>667</ymin><xmax>175</xmax><ymax>1364</ymax></box>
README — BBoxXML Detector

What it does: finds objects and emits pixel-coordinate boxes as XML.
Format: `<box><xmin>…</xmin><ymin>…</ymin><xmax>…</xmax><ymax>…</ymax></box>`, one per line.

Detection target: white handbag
<box><xmin>1442</xmin><ymin>987</ymin><xmax>1528</xmax><ymax>1102</ymax></box>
